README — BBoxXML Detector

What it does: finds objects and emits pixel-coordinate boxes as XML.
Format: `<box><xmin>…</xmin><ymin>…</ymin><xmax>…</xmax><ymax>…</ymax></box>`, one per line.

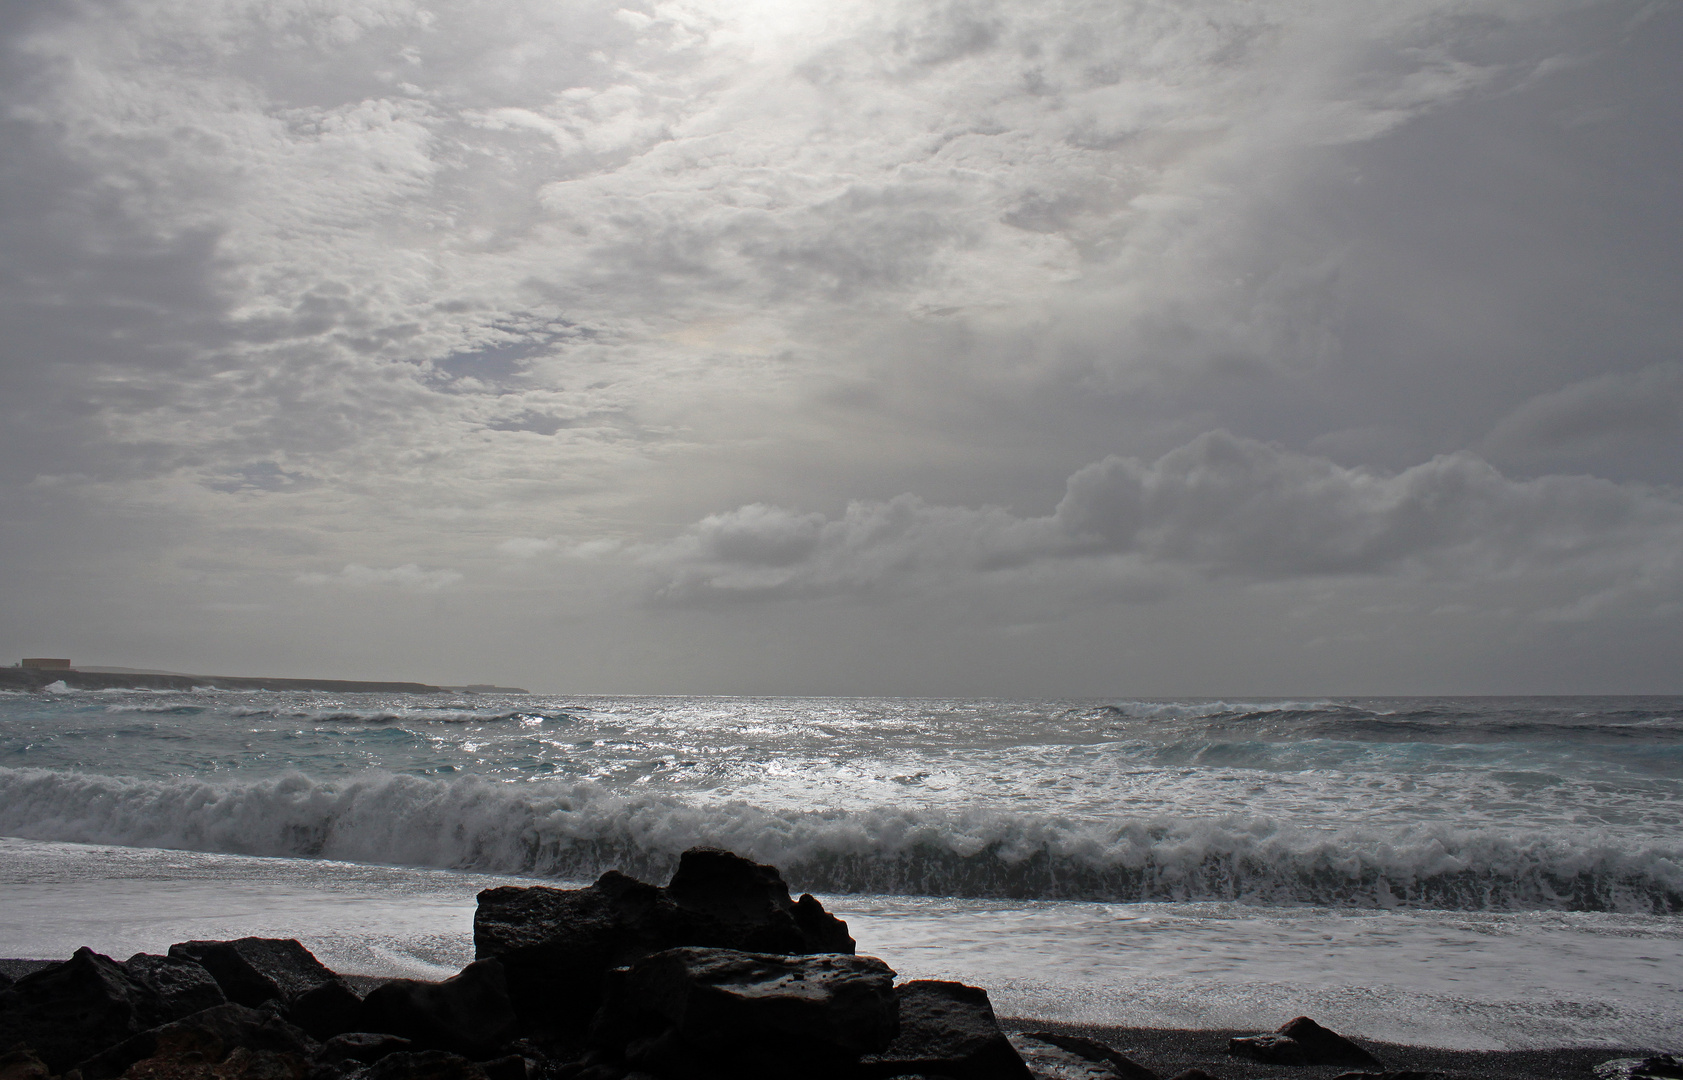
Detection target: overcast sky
<box><xmin>2</xmin><ymin>0</ymin><xmax>1679</xmax><ymax>695</ymax></box>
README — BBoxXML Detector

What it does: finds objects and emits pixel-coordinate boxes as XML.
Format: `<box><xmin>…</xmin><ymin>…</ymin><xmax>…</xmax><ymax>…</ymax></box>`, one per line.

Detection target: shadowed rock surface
<box><xmin>474</xmin><ymin>848</ymin><xmax>853</xmax><ymax>1035</ymax></box>
<box><xmin>861</xmin><ymin>980</ymin><xmax>1031</xmax><ymax>1080</ymax></box>
<box><xmin>75</xmin><ymin>1002</ymin><xmax>318</xmax><ymax>1080</ymax></box>
<box><xmin>592</xmin><ymin>946</ymin><xmax>898</xmax><ymax>1077</ymax></box>
<box><xmin>1011</xmin><ymin>1033</ymin><xmax>1158</xmax><ymax>1080</ymax></box>
<box><xmin>0</xmin><ymin>1047</ymin><xmax>50</xmax><ymax>1080</ymax></box>
<box><xmin>320</xmin><ymin>1032</ymin><xmax>415</xmax><ymax>1066</ymax></box>
<box><xmin>365</xmin><ymin>1050</ymin><xmax>492</xmax><ymax>1080</ymax></box>
<box><xmin>122</xmin><ymin>954</ymin><xmax>228</xmax><ymax>1021</ymax></box>
<box><xmin>358</xmin><ymin>959</ymin><xmax>517</xmax><ymax>1059</ymax></box>
<box><xmin>168</xmin><ymin>939</ymin><xmax>338</xmax><ymax>1010</ymax></box>
<box><xmin>1230</xmin><ymin>1017</ymin><xmax>1384</xmax><ymax>1069</ymax></box>
<box><xmin>0</xmin><ymin>948</ymin><xmax>186</xmax><ymax>1072</ymax></box>
<box><xmin>284</xmin><ymin>976</ymin><xmax>364</xmax><ymax>1041</ymax></box>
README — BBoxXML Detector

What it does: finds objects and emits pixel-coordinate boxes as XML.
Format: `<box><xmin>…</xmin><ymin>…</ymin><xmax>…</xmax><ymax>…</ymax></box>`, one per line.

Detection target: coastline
<box><xmin>2</xmin><ymin>958</ymin><xmax>1662</xmax><ymax>1078</ymax></box>
<box><xmin>0</xmin><ymin>669</ymin><xmax>528</xmax><ymax>694</ymax></box>
<box><xmin>1001</xmin><ymin>1019</ymin><xmax>1656</xmax><ymax>1079</ymax></box>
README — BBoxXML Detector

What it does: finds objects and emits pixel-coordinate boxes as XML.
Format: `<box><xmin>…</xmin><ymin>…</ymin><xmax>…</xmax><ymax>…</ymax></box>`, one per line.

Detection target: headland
<box><xmin>0</xmin><ymin>666</ymin><xmax>527</xmax><ymax>694</ymax></box>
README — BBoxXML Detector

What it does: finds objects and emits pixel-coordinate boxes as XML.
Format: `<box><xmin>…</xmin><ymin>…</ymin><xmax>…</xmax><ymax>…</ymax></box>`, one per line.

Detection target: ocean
<box><xmin>2</xmin><ymin>690</ymin><xmax>1680</xmax><ymax>1051</ymax></box>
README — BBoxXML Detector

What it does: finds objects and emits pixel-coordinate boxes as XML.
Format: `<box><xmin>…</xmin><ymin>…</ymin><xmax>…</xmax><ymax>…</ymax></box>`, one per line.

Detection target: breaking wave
<box><xmin>225</xmin><ymin>707</ymin><xmax>573</xmax><ymax>725</ymax></box>
<box><xmin>1</xmin><ymin>766</ymin><xmax>1678</xmax><ymax>914</ymax></box>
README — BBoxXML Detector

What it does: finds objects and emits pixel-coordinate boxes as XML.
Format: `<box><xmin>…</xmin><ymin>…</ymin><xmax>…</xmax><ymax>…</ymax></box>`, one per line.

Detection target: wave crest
<box><xmin>0</xmin><ymin>766</ymin><xmax>1677</xmax><ymax>913</ymax></box>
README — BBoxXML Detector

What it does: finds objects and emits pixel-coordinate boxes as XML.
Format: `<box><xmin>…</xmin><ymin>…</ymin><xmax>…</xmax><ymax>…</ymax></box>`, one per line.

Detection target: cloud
<box><xmin>498</xmin><ymin>537</ymin><xmax>558</xmax><ymax>557</ymax></box>
<box><xmin>647</xmin><ymin>430</ymin><xmax>1683</xmax><ymax>612</ymax></box>
<box><xmin>1482</xmin><ymin>363</ymin><xmax>1683</xmax><ymax>464</ymax></box>
<box><xmin>296</xmin><ymin>563</ymin><xmax>463</xmax><ymax>590</ymax></box>
<box><xmin>4</xmin><ymin>0</ymin><xmax>1681</xmax><ymax>691</ymax></box>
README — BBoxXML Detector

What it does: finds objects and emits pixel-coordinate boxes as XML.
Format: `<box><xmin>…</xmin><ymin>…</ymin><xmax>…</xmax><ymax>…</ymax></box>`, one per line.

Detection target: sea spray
<box><xmin>1</xmin><ymin>766</ymin><xmax>1678</xmax><ymax>912</ymax></box>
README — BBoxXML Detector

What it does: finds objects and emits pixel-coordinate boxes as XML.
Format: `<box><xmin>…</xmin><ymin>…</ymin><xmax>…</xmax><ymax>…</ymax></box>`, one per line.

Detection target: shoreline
<box><xmin>0</xmin><ymin>669</ymin><xmax>529</xmax><ymax>694</ymax></box>
<box><xmin>4</xmin><ymin>958</ymin><xmax>1663</xmax><ymax>1080</ymax></box>
<box><xmin>1001</xmin><ymin>1018</ymin><xmax>1661</xmax><ymax>1079</ymax></box>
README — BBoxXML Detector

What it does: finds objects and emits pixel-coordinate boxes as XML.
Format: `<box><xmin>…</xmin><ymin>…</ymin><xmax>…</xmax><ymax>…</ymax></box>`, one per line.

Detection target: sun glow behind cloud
<box><xmin>1</xmin><ymin>0</ymin><xmax>1679</xmax><ymax>692</ymax></box>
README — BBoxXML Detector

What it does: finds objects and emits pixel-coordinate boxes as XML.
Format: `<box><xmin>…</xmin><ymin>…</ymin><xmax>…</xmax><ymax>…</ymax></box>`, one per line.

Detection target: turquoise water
<box><xmin>2</xmin><ymin>690</ymin><xmax>1680</xmax><ymax>910</ymax></box>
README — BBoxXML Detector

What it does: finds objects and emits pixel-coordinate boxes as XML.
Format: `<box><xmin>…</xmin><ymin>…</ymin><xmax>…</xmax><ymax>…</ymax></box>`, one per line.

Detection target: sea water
<box><xmin>1</xmin><ymin>691</ymin><xmax>1680</xmax><ymax>1050</ymax></box>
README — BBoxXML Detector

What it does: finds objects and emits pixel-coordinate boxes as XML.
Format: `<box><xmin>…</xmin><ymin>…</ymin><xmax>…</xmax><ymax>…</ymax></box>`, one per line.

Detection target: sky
<box><xmin>1</xmin><ymin>0</ymin><xmax>1679</xmax><ymax>696</ymax></box>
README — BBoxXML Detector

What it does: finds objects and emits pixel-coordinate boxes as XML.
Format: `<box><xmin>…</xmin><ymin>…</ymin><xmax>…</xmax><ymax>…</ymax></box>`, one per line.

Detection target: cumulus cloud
<box><xmin>648</xmin><ymin>431</ymin><xmax>1683</xmax><ymax>613</ymax></box>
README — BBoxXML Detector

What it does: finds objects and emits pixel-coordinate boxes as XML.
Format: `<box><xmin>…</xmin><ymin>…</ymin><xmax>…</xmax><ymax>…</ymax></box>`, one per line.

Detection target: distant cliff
<box><xmin>0</xmin><ymin>668</ymin><xmax>524</xmax><ymax>694</ymax></box>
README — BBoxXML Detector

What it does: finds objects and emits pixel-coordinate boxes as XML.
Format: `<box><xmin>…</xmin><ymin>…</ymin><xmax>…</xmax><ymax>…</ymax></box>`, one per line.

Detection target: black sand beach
<box><xmin>1003</xmin><ymin>1018</ymin><xmax>1654</xmax><ymax>1079</ymax></box>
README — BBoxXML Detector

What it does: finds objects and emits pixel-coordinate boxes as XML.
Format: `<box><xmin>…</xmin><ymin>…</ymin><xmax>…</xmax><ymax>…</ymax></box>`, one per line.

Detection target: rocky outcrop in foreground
<box><xmin>9</xmin><ymin>845</ymin><xmax>1626</xmax><ymax>1080</ymax></box>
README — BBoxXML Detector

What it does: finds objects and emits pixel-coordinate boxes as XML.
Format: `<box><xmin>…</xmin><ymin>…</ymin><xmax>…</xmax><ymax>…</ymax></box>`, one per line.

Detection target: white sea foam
<box><xmin>7</xmin><ymin>835</ymin><xmax>1680</xmax><ymax>1049</ymax></box>
<box><xmin>0</xmin><ymin>766</ymin><xmax>1677</xmax><ymax>913</ymax></box>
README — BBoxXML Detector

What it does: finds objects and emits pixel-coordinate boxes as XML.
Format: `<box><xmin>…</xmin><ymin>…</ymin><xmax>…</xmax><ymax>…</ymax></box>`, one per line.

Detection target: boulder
<box><xmin>1330</xmin><ymin>1072</ymin><xmax>1450</xmax><ymax>1080</ymax></box>
<box><xmin>479</xmin><ymin>1054</ymin><xmax>530</xmax><ymax>1080</ymax></box>
<box><xmin>1010</xmin><ymin>1034</ymin><xmax>1157</xmax><ymax>1080</ymax></box>
<box><xmin>285</xmin><ymin>978</ymin><xmax>364</xmax><ymax>1041</ymax></box>
<box><xmin>859</xmin><ymin>981</ymin><xmax>1031</xmax><ymax>1080</ymax></box>
<box><xmin>1165</xmin><ymin>1072</ymin><xmax>1219</xmax><ymax>1080</ymax></box>
<box><xmin>1227</xmin><ymin>1033</ymin><xmax>1307</xmax><ymax>1066</ymax></box>
<box><xmin>474</xmin><ymin>848</ymin><xmax>853</xmax><ymax>1035</ymax></box>
<box><xmin>125</xmin><ymin>953</ymin><xmax>229</xmax><ymax>1020</ymax></box>
<box><xmin>358</xmin><ymin>960</ymin><xmax>517</xmax><ymax>1060</ymax></box>
<box><xmin>320</xmin><ymin>1033</ymin><xmax>415</xmax><ymax>1066</ymax></box>
<box><xmin>168</xmin><ymin>939</ymin><xmax>339</xmax><ymax>1009</ymax></box>
<box><xmin>121</xmin><ymin>1042</ymin><xmax>312</xmax><ymax>1080</ymax></box>
<box><xmin>1595</xmin><ymin>1058</ymin><xmax>1683</xmax><ymax>1080</ymax></box>
<box><xmin>0</xmin><ymin>947</ymin><xmax>178</xmax><ymax>1072</ymax></box>
<box><xmin>1229</xmin><ymin>1017</ymin><xmax>1381</xmax><ymax>1069</ymax></box>
<box><xmin>76</xmin><ymin>1002</ymin><xmax>318</xmax><ymax>1080</ymax></box>
<box><xmin>592</xmin><ymin>946</ymin><xmax>898</xmax><ymax>1078</ymax></box>
<box><xmin>0</xmin><ymin>1048</ymin><xmax>49</xmax><ymax>1080</ymax></box>
<box><xmin>366</xmin><ymin>1050</ymin><xmax>490</xmax><ymax>1080</ymax></box>
<box><xmin>663</xmin><ymin>848</ymin><xmax>854</xmax><ymax>954</ymax></box>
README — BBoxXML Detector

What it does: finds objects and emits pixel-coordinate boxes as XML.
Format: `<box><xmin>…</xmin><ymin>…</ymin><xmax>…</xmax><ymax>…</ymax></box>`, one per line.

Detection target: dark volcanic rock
<box><xmin>0</xmin><ymin>947</ymin><xmax>178</xmax><ymax>1072</ymax></box>
<box><xmin>169</xmin><ymin>938</ymin><xmax>339</xmax><ymax>1009</ymax></box>
<box><xmin>0</xmin><ymin>1047</ymin><xmax>50</xmax><ymax>1080</ymax></box>
<box><xmin>366</xmin><ymin>1049</ymin><xmax>491</xmax><ymax>1080</ymax></box>
<box><xmin>76</xmin><ymin>1002</ymin><xmax>318</xmax><ymax>1080</ymax></box>
<box><xmin>1011</xmin><ymin>1033</ymin><xmax>1158</xmax><ymax>1080</ymax></box>
<box><xmin>859</xmin><ymin>980</ymin><xmax>1030</xmax><ymax>1080</ymax></box>
<box><xmin>1229</xmin><ymin>1017</ymin><xmax>1381</xmax><ymax>1069</ymax></box>
<box><xmin>592</xmin><ymin>946</ymin><xmax>898</xmax><ymax>1077</ymax></box>
<box><xmin>478</xmin><ymin>1054</ymin><xmax>530</xmax><ymax>1080</ymax></box>
<box><xmin>125</xmin><ymin>953</ymin><xmax>229</xmax><ymax>1020</ymax></box>
<box><xmin>663</xmin><ymin>847</ymin><xmax>854</xmax><ymax>954</ymax></box>
<box><xmin>1228</xmin><ymin>1032</ymin><xmax>1307</xmax><ymax>1066</ymax></box>
<box><xmin>123</xmin><ymin>1042</ymin><xmax>311</xmax><ymax>1080</ymax></box>
<box><xmin>286</xmin><ymin>978</ymin><xmax>364</xmax><ymax>1041</ymax></box>
<box><xmin>474</xmin><ymin>848</ymin><xmax>854</xmax><ymax>1035</ymax></box>
<box><xmin>1277</xmin><ymin>1016</ymin><xmax>1383</xmax><ymax>1067</ymax></box>
<box><xmin>321</xmin><ymin>1033</ymin><xmax>415</xmax><ymax>1066</ymax></box>
<box><xmin>1595</xmin><ymin>1057</ymin><xmax>1683</xmax><ymax>1080</ymax></box>
<box><xmin>358</xmin><ymin>959</ymin><xmax>517</xmax><ymax>1059</ymax></box>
